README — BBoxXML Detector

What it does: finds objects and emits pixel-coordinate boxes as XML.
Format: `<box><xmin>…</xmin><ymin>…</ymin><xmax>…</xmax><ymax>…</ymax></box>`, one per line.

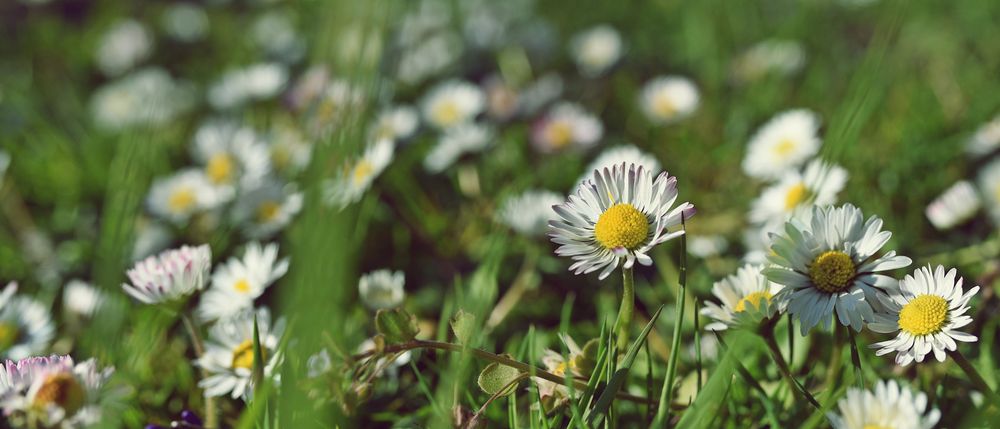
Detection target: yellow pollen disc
<box><xmin>898</xmin><ymin>294</ymin><xmax>948</xmax><ymax>336</ymax></box>
<box><xmin>863</xmin><ymin>425</ymin><xmax>891</xmax><ymax>429</ymax></box>
<box><xmin>168</xmin><ymin>187</ymin><xmax>196</xmax><ymax>213</ymax></box>
<box><xmin>773</xmin><ymin>138</ymin><xmax>796</xmax><ymax>156</ymax></box>
<box><xmin>808</xmin><ymin>251</ymin><xmax>856</xmax><ymax>293</ymax></box>
<box><xmin>652</xmin><ymin>93</ymin><xmax>676</xmax><ymax>118</ymax></box>
<box><xmin>231</xmin><ymin>339</ymin><xmax>259</xmax><ymax>370</ymax></box>
<box><xmin>784</xmin><ymin>182</ymin><xmax>809</xmax><ymax>210</ymax></box>
<box><xmin>0</xmin><ymin>322</ymin><xmax>19</xmax><ymax>352</ymax></box>
<box><xmin>432</xmin><ymin>101</ymin><xmax>461</xmax><ymax>127</ymax></box>
<box><xmin>553</xmin><ymin>361</ymin><xmax>567</xmax><ymax>376</ymax></box>
<box><xmin>734</xmin><ymin>291</ymin><xmax>772</xmax><ymax>313</ymax></box>
<box><xmin>352</xmin><ymin>160</ymin><xmax>375</xmax><ymax>185</ymax></box>
<box><xmin>594</xmin><ymin>203</ymin><xmax>649</xmax><ymax>250</ymax></box>
<box><xmin>257</xmin><ymin>200</ymin><xmax>281</xmax><ymax>223</ymax></box>
<box><xmin>544</xmin><ymin>120</ymin><xmax>574</xmax><ymax>149</ymax></box>
<box><xmin>206</xmin><ymin>153</ymin><xmax>236</xmax><ymax>184</ymax></box>
<box><xmin>233</xmin><ymin>278</ymin><xmax>252</xmax><ymax>293</ymax></box>
<box><xmin>32</xmin><ymin>373</ymin><xmax>85</xmax><ymax>415</ymax></box>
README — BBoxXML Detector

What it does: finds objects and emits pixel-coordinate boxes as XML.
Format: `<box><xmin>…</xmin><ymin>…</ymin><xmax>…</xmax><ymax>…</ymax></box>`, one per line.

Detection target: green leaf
<box><xmin>375</xmin><ymin>308</ymin><xmax>419</xmax><ymax>344</ymax></box>
<box><xmin>477</xmin><ymin>359</ymin><xmax>523</xmax><ymax>396</ymax></box>
<box><xmin>450</xmin><ymin>309</ymin><xmax>476</xmax><ymax>345</ymax></box>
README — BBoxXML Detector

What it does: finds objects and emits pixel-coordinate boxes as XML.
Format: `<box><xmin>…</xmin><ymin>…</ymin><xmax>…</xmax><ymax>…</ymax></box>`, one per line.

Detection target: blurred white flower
<box><xmin>209</xmin><ymin>63</ymin><xmax>288</xmax><ymax>110</ymax></box>
<box><xmin>371</xmin><ymin>105</ymin><xmax>419</xmax><ymax>142</ymax></box>
<box><xmin>147</xmin><ymin>169</ymin><xmax>228</xmax><ymax>224</ymax></box>
<box><xmin>95</xmin><ymin>19</ymin><xmax>153</xmax><ymax>76</ymax></box>
<box><xmin>731</xmin><ymin>39</ymin><xmax>806</xmax><ymax>83</ymax></box>
<box><xmin>0</xmin><ymin>355</ymin><xmax>114</xmax><ymax>427</ymax></box>
<box><xmin>497</xmin><ymin>190</ymin><xmax>563</xmax><ymax>237</ymax></box>
<box><xmin>965</xmin><ymin>114</ymin><xmax>1000</xmax><ymax>158</ymax></box>
<box><xmin>132</xmin><ymin>218</ymin><xmax>173</xmax><ymax>261</ymax></box>
<box><xmin>976</xmin><ymin>157</ymin><xmax>1000</xmax><ymax>225</ymax></box>
<box><xmin>306</xmin><ymin>349</ymin><xmax>332</xmax><ymax>378</ymax></box>
<box><xmin>306</xmin><ymin>79</ymin><xmax>366</xmax><ymax>136</ymax></box>
<box><xmin>530</xmin><ymin>102</ymin><xmax>602</xmax><ymax>153</ymax></box>
<box><xmin>325</xmin><ymin>139</ymin><xmax>395</xmax><ymax>208</ymax></box>
<box><xmin>570</xmin><ymin>25</ymin><xmax>622</xmax><ymax>77</ymax></box>
<box><xmin>0</xmin><ymin>151</ymin><xmax>9</xmax><ymax>181</ymax></box>
<box><xmin>198</xmin><ymin>242</ymin><xmax>289</xmax><ymax>321</ymax></box>
<box><xmin>62</xmin><ymin>280</ymin><xmax>103</xmax><ymax>318</ymax></box>
<box><xmin>688</xmin><ymin>235</ymin><xmax>728</xmax><ymax>259</ymax></box>
<box><xmin>925</xmin><ymin>180</ymin><xmax>981</xmax><ymax>230</ymax></box>
<box><xmin>0</xmin><ymin>294</ymin><xmax>54</xmax><ymax>361</ymax></box>
<box><xmin>749</xmin><ymin>158</ymin><xmax>848</xmax><ymax>224</ymax></box>
<box><xmin>639</xmin><ymin>76</ymin><xmax>700</xmax><ymax>125</ymax></box>
<box><xmin>121</xmin><ymin>244</ymin><xmax>212</xmax><ymax>305</ymax></box>
<box><xmin>197</xmin><ymin>308</ymin><xmax>284</xmax><ymax>401</ymax></box>
<box><xmin>253</xmin><ymin>11</ymin><xmax>305</xmax><ymax>63</ymax></box>
<box><xmin>90</xmin><ymin>68</ymin><xmax>195</xmax><ymax>131</ymax></box>
<box><xmin>578</xmin><ymin>145</ymin><xmax>661</xmax><ymax>187</ymax></box>
<box><xmin>518</xmin><ymin>73</ymin><xmax>564</xmax><ymax>116</ymax></box>
<box><xmin>828</xmin><ymin>380</ymin><xmax>939</xmax><ymax>429</ymax></box>
<box><xmin>421</xmin><ymin>80</ymin><xmax>485</xmax><ymax>130</ymax></box>
<box><xmin>191</xmin><ymin>120</ymin><xmax>272</xmax><ymax>194</ymax></box>
<box><xmin>358</xmin><ymin>270</ymin><xmax>405</xmax><ymax>310</ymax></box>
<box><xmin>267</xmin><ymin>123</ymin><xmax>313</xmax><ymax>175</ymax></box>
<box><xmin>742</xmin><ymin>109</ymin><xmax>822</xmax><ymax>181</ymax></box>
<box><xmin>423</xmin><ymin>123</ymin><xmax>493</xmax><ymax>173</ymax></box>
<box><xmin>162</xmin><ymin>3</ymin><xmax>209</xmax><ymax>42</ymax></box>
<box><xmin>231</xmin><ymin>180</ymin><xmax>303</xmax><ymax>239</ymax></box>
<box><xmin>394</xmin><ymin>0</ymin><xmax>461</xmax><ymax>85</ymax></box>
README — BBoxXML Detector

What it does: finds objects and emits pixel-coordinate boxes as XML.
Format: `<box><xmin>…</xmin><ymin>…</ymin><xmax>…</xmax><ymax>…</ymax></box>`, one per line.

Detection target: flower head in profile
<box><xmin>570</xmin><ymin>25</ymin><xmax>623</xmax><ymax>77</ymax></box>
<box><xmin>420</xmin><ymin>80</ymin><xmax>485</xmax><ymax>130</ymax></box>
<box><xmin>0</xmin><ymin>355</ymin><xmax>114</xmax><ymax>427</ymax></box>
<box><xmin>530</xmin><ymin>102</ymin><xmax>603</xmax><ymax>153</ymax></box>
<box><xmin>498</xmin><ymin>190</ymin><xmax>564</xmax><ymax>238</ymax></box>
<box><xmin>358</xmin><ymin>270</ymin><xmax>405</xmax><ymax>311</ymax></box>
<box><xmin>702</xmin><ymin>264</ymin><xmax>784</xmax><ymax>331</ymax></box>
<box><xmin>925</xmin><ymin>180</ymin><xmax>981</xmax><ymax>230</ymax></box>
<box><xmin>639</xmin><ymin>76</ymin><xmax>699</xmax><ymax>125</ymax></box>
<box><xmin>749</xmin><ymin>158</ymin><xmax>847</xmax><ymax>225</ymax></box>
<box><xmin>742</xmin><ymin>109</ymin><xmax>821</xmax><ymax>181</ymax></box>
<box><xmin>870</xmin><ymin>265</ymin><xmax>979</xmax><ymax>366</ymax></box>
<box><xmin>197</xmin><ymin>307</ymin><xmax>284</xmax><ymax>401</ymax></box>
<box><xmin>827</xmin><ymin>380</ymin><xmax>939</xmax><ymax>429</ymax></box>
<box><xmin>122</xmin><ymin>244</ymin><xmax>212</xmax><ymax>305</ymax></box>
<box><xmin>763</xmin><ymin>204</ymin><xmax>911</xmax><ymax>334</ymax></box>
<box><xmin>197</xmin><ymin>242</ymin><xmax>288</xmax><ymax>322</ymax></box>
<box><xmin>324</xmin><ymin>138</ymin><xmax>394</xmax><ymax>208</ymax></box>
<box><xmin>549</xmin><ymin>163</ymin><xmax>695</xmax><ymax>280</ymax></box>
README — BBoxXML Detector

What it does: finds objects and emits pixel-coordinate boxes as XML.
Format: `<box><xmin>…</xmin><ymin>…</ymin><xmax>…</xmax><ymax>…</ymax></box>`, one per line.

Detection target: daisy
<box><xmin>638</xmin><ymin>76</ymin><xmax>700</xmax><ymax>125</ymax></box>
<box><xmin>161</xmin><ymin>3</ymin><xmax>209</xmax><ymax>43</ymax></box>
<box><xmin>252</xmin><ymin>11</ymin><xmax>305</xmax><ymax>63</ymax></box>
<box><xmin>231</xmin><ymin>180</ymin><xmax>303</xmax><ymax>239</ymax></box>
<box><xmin>0</xmin><ymin>295</ymin><xmax>55</xmax><ymax>360</ymax></box>
<box><xmin>197</xmin><ymin>243</ymin><xmax>289</xmax><ymax>321</ymax></box>
<box><xmin>570</xmin><ymin>25</ymin><xmax>623</xmax><ymax>77</ymax></box>
<box><xmin>324</xmin><ymin>138</ymin><xmax>394</xmax><ymax>208</ymax></box>
<box><xmin>371</xmin><ymin>105</ymin><xmax>419</xmax><ymax>142</ymax></box>
<box><xmin>358</xmin><ymin>270</ymin><xmax>405</xmax><ymax>310</ymax></box>
<box><xmin>306</xmin><ymin>79</ymin><xmax>366</xmax><ymax>136</ymax></box>
<box><xmin>95</xmin><ymin>19</ymin><xmax>152</xmax><ymax>76</ymax></box>
<box><xmin>208</xmin><ymin>63</ymin><xmax>288</xmax><ymax>110</ymax></box>
<box><xmin>90</xmin><ymin>68</ymin><xmax>195</xmax><ymax>131</ymax></box>
<box><xmin>62</xmin><ymin>280</ymin><xmax>104</xmax><ymax>318</ymax></box>
<box><xmin>748</xmin><ymin>158</ymin><xmax>848</xmax><ymax>224</ymax></box>
<box><xmin>688</xmin><ymin>234</ymin><xmax>728</xmax><ymax>259</ymax></box>
<box><xmin>925</xmin><ymin>180</ymin><xmax>981</xmax><ymax>230</ymax></box>
<box><xmin>578</xmin><ymin>145</ymin><xmax>662</xmax><ymax>187</ymax></box>
<box><xmin>870</xmin><ymin>265</ymin><xmax>979</xmax><ymax>366</ymax></box>
<box><xmin>731</xmin><ymin>39</ymin><xmax>806</xmax><ymax>83</ymax></box>
<box><xmin>702</xmin><ymin>264</ymin><xmax>784</xmax><ymax>331</ymax></box>
<box><xmin>535</xmin><ymin>334</ymin><xmax>591</xmax><ymax>407</ymax></box>
<box><xmin>420</xmin><ymin>80</ymin><xmax>485</xmax><ymax>130</ymax></box>
<box><xmin>742</xmin><ymin>109</ymin><xmax>822</xmax><ymax>181</ymax></box>
<box><xmin>965</xmin><ymin>114</ymin><xmax>1000</xmax><ymax>157</ymax></box>
<box><xmin>497</xmin><ymin>190</ymin><xmax>564</xmax><ymax>237</ymax></box>
<box><xmin>197</xmin><ymin>307</ymin><xmax>285</xmax><ymax>400</ymax></box>
<box><xmin>530</xmin><ymin>102</ymin><xmax>603</xmax><ymax>153</ymax></box>
<box><xmin>0</xmin><ymin>355</ymin><xmax>114</xmax><ymax>427</ymax></box>
<box><xmin>423</xmin><ymin>122</ymin><xmax>493</xmax><ymax>173</ymax></box>
<box><xmin>132</xmin><ymin>217</ymin><xmax>173</xmax><ymax>261</ymax></box>
<box><xmin>146</xmin><ymin>169</ymin><xmax>227</xmax><ymax>224</ymax></box>
<box><xmin>517</xmin><ymin>73</ymin><xmax>565</xmax><ymax>117</ymax></box>
<box><xmin>763</xmin><ymin>204</ymin><xmax>912</xmax><ymax>334</ymax></box>
<box><xmin>827</xmin><ymin>380</ymin><xmax>940</xmax><ymax>429</ymax></box>
<box><xmin>549</xmin><ymin>163</ymin><xmax>695</xmax><ymax>280</ymax></box>
<box><xmin>267</xmin><ymin>122</ymin><xmax>313</xmax><ymax>175</ymax></box>
<box><xmin>976</xmin><ymin>157</ymin><xmax>1000</xmax><ymax>224</ymax></box>
<box><xmin>121</xmin><ymin>244</ymin><xmax>212</xmax><ymax>305</ymax></box>
<box><xmin>191</xmin><ymin>120</ymin><xmax>271</xmax><ymax>192</ymax></box>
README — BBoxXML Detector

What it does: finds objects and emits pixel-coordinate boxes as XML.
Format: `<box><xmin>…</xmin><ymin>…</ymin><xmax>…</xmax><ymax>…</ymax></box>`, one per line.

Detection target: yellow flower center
<box><xmin>808</xmin><ymin>251</ymin><xmax>856</xmax><ymax>293</ymax></box>
<box><xmin>863</xmin><ymin>425</ymin><xmax>891</xmax><ymax>429</ymax></box>
<box><xmin>773</xmin><ymin>138</ymin><xmax>796</xmax><ymax>157</ymax></box>
<box><xmin>271</xmin><ymin>146</ymin><xmax>291</xmax><ymax>171</ymax></box>
<box><xmin>652</xmin><ymin>93</ymin><xmax>676</xmax><ymax>118</ymax></box>
<box><xmin>594</xmin><ymin>203</ymin><xmax>649</xmax><ymax>250</ymax></box>
<box><xmin>734</xmin><ymin>291</ymin><xmax>772</xmax><ymax>313</ymax></box>
<box><xmin>233</xmin><ymin>278</ymin><xmax>252</xmax><ymax>293</ymax></box>
<box><xmin>32</xmin><ymin>372</ymin><xmax>85</xmax><ymax>415</ymax></box>
<box><xmin>898</xmin><ymin>294</ymin><xmax>949</xmax><ymax>336</ymax></box>
<box><xmin>431</xmin><ymin>100</ymin><xmax>461</xmax><ymax>127</ymax></box>
<box><xmin>784</xmin><ymin>182</ymin><xmax>809</xmax><ymax>210</ymax></box>
<box><xmin>352</xmin><ymin>160</ymin><xmax>375</xmax><ymax>185</ymax></box>
<box><xmin>206</xmin><ymin>153</ymin><xmax>236</xmax><ymax>184</ymax></box>
<box><xmin>231</xmin><ymin>339</ymin><xmax>260</xmax><ymax>370</ymax></box>
<box><xmin>544</xmin><ymin>120</ymin><xmax>574</xmax><ymax>149</ymax></box>
<box><xmin>168</xmin><ymin>187</ymin><xmax>196</xmax><ymax>213</ymax></box>
<box><xmin>257</xmin><ymin>200</ymin><xmax>281</xmax><ymax>223</ymax></box>
<box><xmin>0</xmin><ymin>322</ymin><xmax>19</xmax><ymax>352</ymax></box>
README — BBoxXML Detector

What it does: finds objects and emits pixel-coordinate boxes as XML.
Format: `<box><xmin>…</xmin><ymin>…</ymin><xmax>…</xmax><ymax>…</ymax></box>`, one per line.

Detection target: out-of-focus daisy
<box><xmin>132</xmin><ymin>218</ymin><xmax>173</xmax><ymax>261</ymax></box>
<box><xmin>549</xmin><ymin>163</ymin><xmax>695</xmax><ymax>280</ymax></box>
<box><xmin>355</xmin><ymin>337</ymin><xmax>411</xmax><ymax>379</ymax></box>
<box><xmin>191</xmin><ymin>120</ymin><xmax>271</xmax><ymax>192</ymax></box>
<box><xmin>231</xmin><ymin>180</ymin><xmax>303</xmax><ymax>239</ymax></box>
<box><xmin>702</xmin><ymin>264</ymin><xmax>783</xmax><ymax>331</ymax></box>
<box><xmin>535</xmin><ymin>334</ymin><xmax>590</xmax><ymax>407</ymax></box>
<box><xmin>209</xmin><ymin>63</ymin><xmax>288</xmax><ymax>110</ymax></box>
<box><xmin>394</xmin><ymin>0</ymin><xmax>460</xmax><ymax>85</ymax></box>
<box><xmin>742</xmin><ymin>109</ymin><xmax>822</xmax><ymax>181</ymax></box>
<box><xmin>531</xmin><ymin>102</ymin><xmax>603</xmax><ymax>153</ymax></box>
<box><xmin>570</xmin><ymin>25</ymin><xmax>622</xmax><ymax>77</ymax></box>
<box><xmin>0</xmin><ymin>151</ymin><xmax>10</xmax><ymax>181</ymax></box>
<box><xmin>749</xmin><ymin>159</ymin><xmax>848</xmax><ymax>224</ymax></box>
<box><xmin>0</xmin><ymin>355</ymin><xmax>114</xmax><ymax>427</ymax></box>
<box><xmin>578</xmin><ymin>145</ymin><xmax>661</xmax><ymax>187</ymax></box>
<box><xmin>371</xmin><ymin>105</ymin><xmax>419</xmax><ymax>142</ymax></box>
<box><xmin>286</xmin><ymin>66</ymin><xmax>331</xmax><ymax>112</ymax></box>
<box><xmin>146</xmin><ymin>169</ymin><xmax>227</xmax><ymax>224</ymax></box>
<box><xmin>95</xmin><ymin>19</ymin><xmax>153</xmax><ymax>76</ymax></box>
<box><xmin>688</xmin><ymin>235</ymin><xmax>728</xmax><ymax>259</ymax></box>
<box><xmin>252</xmin><ymin>11</ymin><xmax>305</xmax><ymax>63</ymax></box>
<box><xmin>731</xmin><ymin>39</ymin><xmax>806</xmax><ymax>83</ymax></box>
<box><xmin>0</xmin><ymin>295</ymin><xmax>55</xmax><ymax>360</ymax></box>
<box><xmin>306</xmin><ymin>79</ymin><xmax>366</xmax><ymax>136</ymax></box>
<box><xmin>870</xmin><ymin>265</ymin><xmax>979</xmax><ymax>366</ymax></box>
<box><xmin>763</xmin><ymin>204</ymin><xmax>911</xmax><ymax>334</ymax></box>
<box><xmin>421</xmin><ymin>80</ymin><xmax>485</xmax><ymax>130</ymax></box>
<box><xmin>161</xmin><ymin>3</ymin><xmax>209</xmax><ymax>42</ymax></box>
<box><xmin>827</xmin><ymin>380</ymin><xmax>940</xmax><ymax>429</ymax></box>
<box><xmin>965</xmin><ymin>114</ymin><xmax>1000</xmax><ymax>157</ymax></box>
<box><xmin>90</xmin><ymin>68</ymin><xmax>195</xmax><ymax>131</ymax></box>
<box><xmin>358</xmin><ymin>270</ymin><xmax>405</xmax><ymax>310</ymax></box>
<box><xmin>62</xmin><ymin>280</ymin><xmax>103</xmax><ymax>319</ymax></box>
<box><xmin>267</xmin><ymin>123</ymin><xmax>313</xmax><ymax>175</ymax></box>
<box><xmin>197</xmin><ymin>307</ymin><xmax>284</xmax><ymax>400</ymax></box>
<box><xmin>306</xmin><ymin>349</ymin><xmax>332</xmax><ymax>378</ymax></box>
<box><xmin>518</xmin><ymin>73</ymin><xmax>565</xmax><ymax>117</ymax></box>
<box><xmin>925</xmin><ymin>180</ymin><xmax>981</xmax><ymax>230</ymax></box>
<box><xmin>324</xmin><ymin>138</ymin><xmax>394</xmax><ymax>208</ymax></box>
<box><xmin>423</xmin><ymin>122</ymin><xmax>493</xmax><ymax>173</ymax></box>
<box><xmin>639</xmin><ymin>76</ymin><xmax>700</xmax><ymax>125</ymax></box>
<box><xmin>197</xmin><ymin>243</ymin><xmax>288</xmax><ymax>321</ymax></box>
<box><xmin>0</xmin><ymin>282</ymin><xmax>16</xmax><ymax>310</ymax></box>
<box><xmin>497</xmin><ymin>190</ymin><xmax>563</xmax><ymax>237</ymax></box>
<box><xmin>121</xmin><ymin>244</ymin><xmax>212</xmax><ymax>305</ymax></box>
<box><xmin>976</xmin><ymin>157</ymin><xmax>1000</xmax><ymax>224</ymax></box>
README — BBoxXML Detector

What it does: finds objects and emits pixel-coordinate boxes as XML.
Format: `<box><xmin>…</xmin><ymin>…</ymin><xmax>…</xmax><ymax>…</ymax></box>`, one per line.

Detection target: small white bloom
<box><xmin>191</xmin><ymin>120</ymin><xmax>272</xmax><ymax>193</ymax></box>
<box><xmin>147</xmin><ymin>169</ymin><xmax>228</xmax><ymax>224</ymax></box>
<box><xmin>232</xmin><ymin>180</ymin><xmax>303</xmax><ymax>239</ymax></box>
<box><xmin>162</xmin><ymin>3</ymin><xmax>209</xmax><ymax>42</ymax></box>
<box><xmin>209</xmin><ymin>63</ymin><xmax>288</xmax><ymax>110</ymax></box>
<box><xmin>356</xmin><ymin>338</ymin><xmax>411</xmax><ymax>378</ymax></box>
<box><xmin>0</xmin><ymin>295</ymin><xmax>55</xmax><ymax>361</ymax></box>
<box><xmin>132</xmin><ymin>218</ymin><xmax>173</xmax><ymax>261</ymax></box>
<box><xmin>965</xmin><ymin>114</ymin><xmax>1000</xmax><ymax>157</ymax></box>
<box><xmin>324</xmin><ymin>138</ymin><xmax>395</xmax><ymax>208</ymax></box>
<box><xmin>90</xmin><ymin>68</ymin><xmax>195</xmax><ymax>131</ymax></box>
<box><xmin>577</xmin><ymin>145</ymin><xmax>661</xmax><ymax>187</ymax></box>
<box><xmin>749</xmin><ymin>158</ymin><xmax>848</xmax><ymax>224</ymax></box>
<box><xmin>497</xmin><ymin>190</ymin><xmax>564</xmax><ymax>237</ymax></box>
<box><xmin>197</xmin><ymin>243</ymin><xmax>288</xmax><ymax>321</ymax></box>
<box><xmin>0</xmin><ymin>355</ymin><xmax>114</xmax><ymax>427</ymax></box>
<box><xmin>976</xmin><ymin>157</ymin><xmax>1000</xmax><ymax>225</ymax></box>
<box><xmin>305</xmin><ymin>79</ymin><xmax>366</xmax><ymax>136</ymax></box>
<box><xmin>870</xmin><ymin>265</ymin><xmax>979</xmax><ymax>366</ymax></box>
<box><xmin>306</xmin><ymin>349</ymin><xmax>332</xmax><ymax>378</ymax></box>
<box><xmin>639</xmin><ymin>76</ymin><xmax>700</xmax><ymax>125</ymax></box>
<box><xmin>688</xmin><ymin>235</ymin><xmax>728</xmax><ymax>259</ymax></box>
<box><xmin>827</xmin><ymin>380</ymin><xmax>940</xmax><ymax>429</ymax></box>
<box><xmin>95</xmin><ymin>20</ymin><xmax>153</xmax><ymax>76</ymax></box>
<box><xmin>742</xmin><ymin>109</ymin><xmax>822</xmax><ymax>181</ymax></box>
<box><xmin>423</xmin><ymin>123</ymin><xmax>493</xmax><ymax>173</ymax></box>
<box><xmin>358</xmin><ymin>270</ymin><xmax>405</xmax><ymax>310</ymax></box>
<box><xmin>62</xmin><ymin>280</ymin><xmax>103</xmax><ymax>318</ymax></box>
<box><xmin>122</xmin><ymin>244</ymin><xmax>212</xmax><ymax>305</ymax></box>
<box><xmin>253</xmin><ymin>11</ymin><xmax>305</xmax><ymax>63</ymax></box>
<box><xmin>925</xmin><ymin>180</ymin><xmax>981</xmax><ymax>230</ymax></box>
<box><xmin>197</xmin><ymin>307</ymin><xmax>284</xmax><ymax>401</ymax></box>
<box><xmin>702</xmin><ymin>264</ymin><xmax>783</xmax><ymax>331</ymax></box>
<box><xmin>531</xmin><ymin>102</ymin><xmax>603</xmax><ymax>153</ymax></box>
<box><xmin>731</xmin><ymin>39</ymin><xmax>806</xmax><ymax>83</ymax></box>
<box><xmin>421</xmin><ymin>80</ymin><xmax>485</xmax><ymax>130</ymax></box>
<box><xmin>267</xmin><ymin>123</ymin><xmax>313</xmax><ymax>175</ymax></box>
<box><xmin>570</xmin><ymin>25</ymin><xmax>622</xmax><ymax>77</ymax></box>
<box><xmin>371</xmin><ymin>105</ymin><xmax>419</xmax><ymax>141</ymax></box>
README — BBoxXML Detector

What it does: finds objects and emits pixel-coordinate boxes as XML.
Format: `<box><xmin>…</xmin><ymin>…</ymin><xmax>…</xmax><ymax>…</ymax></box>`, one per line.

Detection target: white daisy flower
<box><xmin>252</xmin><ymin>11</ymin><xmax>305</xmax><ymax>63</ymax></box>
<box><xmin>90</xmin><ymin>68</ymin><xmax>195</xmax><ymax>131</ymax></box>
<box><xmin>763</xmin><ymin>204</ymin><xmax>912</xmax><ymax>334</ymax></box>
<box><xmin>688</xmin><ymin>235</ymin><xmax>728</xmax><ymax>259</ymax></box>
<box><xmin>0</xmin><ymin>296</ymin><xmax>55</xmax><ymax>361</ymax></box>
<box><xmin>420</xmin><ymin>80</ymin><xmax>485</xmax><ymax>130</ymax></box>
<box><xmin>749</xmin><ymin>158</ymin><xmax>848</xmax><ymax>224</ymax></box>
<box><xmin>731</xmin><ymin>39</ymin><xmax>806</xmax><ymax>83</ymax></box>
<box><xmin>535</xmin><ymin>334</ymin><xmax>589</xmax><ymax>405</ymax></box>
<box><xmin>132</xmin><ymin>218</ymin><xmax>173</xmax><ymax>261</ymax></box>
<box><xmin>95</xmin><ymin>19</ymin><xmax>153</xmax><ymax>76</ymax></box>
<box><xmin>639</xmin><ymin>76</ymin><xmax>700</xmax><ymax>125</ymax></box>
<box><xmin>549</xmin><ymin>163</ymin><xmax>695</xmax><ymax>280</ymax></box>
<box><xmin>324</xmin><ymin>138</ymin><xmax>394</xmax><ymax>208</ymax></box>
<box><xmin>570</xmin><ymin>25</ymin><xmax>623</xmax><ymax>77</ymax></box>
<box><xmin>578</xmin><ymin>145</ymin><xmax>662</xmax><ymax>187</ymax></box>
<box><xmin>146</xmin><ymin>169</ymin><xmax>227</xmax><ymax>224</ymax></box>
<box><xmin>231</xmin><ymin>180</ymin><xmax>303</xmax><ymax>239</ymax></box>
<box><xmin>306</xmin><ymin>79</ymin><xmax>366</xmax><ymax>136</ymax></box>
<box><xmin>62</xmin><ymin>280</ymin><xmax>104</xmax><ymax>318</ymax></box>
<box><xmin>965</xmin><ymin>114</ymin><xmax>1000</xmax><ymax>157</ymax></box>
<box><xmin>423</xmin><ymin>122</ymin><xmax>493</xmax><ymax>173</ymax></box>
<box><xmin>121</xmin><ymin>244</ymin><xmax>212</xmax><ymax>305</ymax></box>
<box><xmin>358</xmin><ymin>270</ymin><xmax>405</xmax><ymax>310</ymax></box>
<box><xmin>827</xmin><ymin>379</ymin><xmax>940</xmax><ymax>429</ymax></box>
<box><xmin>197</xmin><ymin>243</ymin><xmax>289</xmax><ymax>322</ymax></box>
<box><xmin>925</xmin><ymin>180</ymin><xmax>981</xmax><ymax>230</ymax></box>
<box><xmin>870</xmin><ymin>265</ymin><xmax>979</xmax><ymax>366</ymax></box>
<box><xmin>371</xmin><ymin>105</ymin><xmax>419</xmax><ymax>142</ymax></box>
<box><xmin>161</xmin><ymin>3</ymin><xmax>209</xmax><ymax>43</ymax></box>
<box><xmin>742</xmin><ymin>109</ymin><xmax>822</xmax><ymax>181</ymax></box>
<box><xmin>0</xmin><ymin>355</ymin><xmax>114</xmax><ymax>427</ymax></box>
<box><xmin>702</xmin><ymin>264</ymin><xmax>784</xmax><ymax>331</ymax></box>
<box><xmin>191</xmin><ymin>120</ymin><xmax>272</xmax><ymax>192</ymax></box>
<box><xmin>197</xmin><ymin>307</ymin><xmax>284</xmax><ymax>400</ymax></box>
<box><xmin>267</xmin><ymin>123</ymin><xmax>313</xmax><ymax>175</ymax></box>
<box><xmin>531</xmin><ymin>102</ymin><xmax>603</xmax><ymax>153</ymax></box>
<box><xmin>497</xmin><ymin>190</ymin><xmax>564</xmax><ymax>237</ymax></box>
<box><xmin>208</xmin><ymin>63</ymin><xmax>288</xmax><ymax>110</ymax></box>
<box><xmin>976</xmin><ymin>157</ymin><xmax>1000</xmax><ymax>224</ymax></box>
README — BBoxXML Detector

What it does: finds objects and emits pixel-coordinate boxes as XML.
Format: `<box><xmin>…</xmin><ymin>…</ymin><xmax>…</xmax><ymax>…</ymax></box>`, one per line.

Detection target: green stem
<box><xmin>847</xmin><ymin>328</ymin><xmax>865</xmax><ymax>389</ymax></box>
<box><xmin>181</xmin><ymin>313</ymin><xmax>218</xmax><ymax>429</ymax></box>
<box><xmin>761</xmin><ymin>323</ymin><xmax>820</xmax><ymax>410</ymax></box>
<box><xmin>614</xmin><ymin>267</ymin><xmax>635</xmax><ymax>352</ymax></box>
<box><xmin>952</xmin><ymin>349</ymin><xmax>1000</xmax><ymax>408</ymax></box>
<box><xmin>653</xmin><ymin>216</ymin><xmax>688</xmax><ymax>427</ymax></box>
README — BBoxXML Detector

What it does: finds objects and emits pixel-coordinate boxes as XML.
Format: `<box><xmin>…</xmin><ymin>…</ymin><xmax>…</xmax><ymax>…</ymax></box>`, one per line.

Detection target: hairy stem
<box><xmin>614</xmin><ymin>267</ymin><xmax>635</xmax><ymax>352</ymax></box>
<box><xmin>952</xmin><ymin>349</ymin><xmax>1000</xmax><ymax>408</ymax></box>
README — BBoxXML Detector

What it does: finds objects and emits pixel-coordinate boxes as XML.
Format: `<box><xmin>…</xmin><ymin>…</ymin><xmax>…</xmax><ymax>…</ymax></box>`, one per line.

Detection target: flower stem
<box><xmin>652</xmin><ymin>215</ymin><xmax>689</xmax><ymax>427</ymax></box>
<box><xmin>614</xmin><ymin>267</ymin><xmax>635</xmax><ymax>352</ymax></box>
<box><xmin>181</xmin><ymin>313</ymin><xmax>218</xmax><ymax>429</ymax></box>
<box><xmin>952</xmin><ymin>349</ymin><xmax>1000</xmax><ymax>408</ymax></box>
<box><xmin>761</xmin><ymin>322</ymin><xmax>820</xmax><ymax>410</ymax></box>
<box><xmin>847</xmin><ymin>328</ymin><xmax>865</xmax><ymax>389</ymax></box>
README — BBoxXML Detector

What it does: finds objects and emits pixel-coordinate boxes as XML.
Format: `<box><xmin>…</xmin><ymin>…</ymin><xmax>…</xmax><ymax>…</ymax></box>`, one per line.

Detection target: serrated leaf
<box><xmin>450</xmin><ymin>309</ymin><xmax>476</xmax><ymax>345</ymax></box>
<box><xmin>375</xmin><ymin>308</ymin><xmax>419</xmax><ymax>344</ymax></box>
<box><xmin>477</xmin><ymin>360</ymin><xmax>523</xmax><ymax>397</ymax></box>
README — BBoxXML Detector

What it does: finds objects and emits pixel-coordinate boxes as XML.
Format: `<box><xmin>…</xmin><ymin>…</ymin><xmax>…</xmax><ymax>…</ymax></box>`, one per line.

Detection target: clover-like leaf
<box><xmin>450</xmin><ymin>309</ymin><xmax>476</xmax><ymax>345</ymax></box>
<box><xmin>375</xmin><ymin>308</ymin><xmax>419</xmax><ymax>344</ymax></box>
<box><xmin>477</xmin><ymin>360</ymin><xmax>523</xmax><ymax>397</ymax></box>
